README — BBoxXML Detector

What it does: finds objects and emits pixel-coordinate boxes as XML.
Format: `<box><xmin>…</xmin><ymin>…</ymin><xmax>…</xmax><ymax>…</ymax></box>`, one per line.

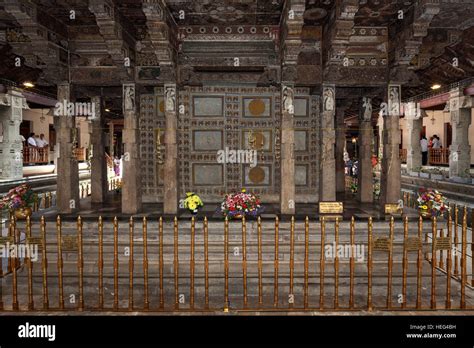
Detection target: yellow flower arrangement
<box><xmin>183</xmin><ymin>192</ymin><xmax>203</xmax><ymax>214</ymax></box>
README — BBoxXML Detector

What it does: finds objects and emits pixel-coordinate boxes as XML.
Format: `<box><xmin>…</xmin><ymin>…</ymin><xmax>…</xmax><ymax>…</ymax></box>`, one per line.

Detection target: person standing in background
<box><xmin>420</xmin><ymin>135</ymin><xmax>428</xmax><ymax>165</ymax></box>
<box><xmin>432</xmin><ymin>134</ymin><xmax>441</xmax><ymax>149</ymax></box>
<box><xmin>27</xmin><ymin>133</ymin><xmax>36</xmax><ymax>147</ymax></box>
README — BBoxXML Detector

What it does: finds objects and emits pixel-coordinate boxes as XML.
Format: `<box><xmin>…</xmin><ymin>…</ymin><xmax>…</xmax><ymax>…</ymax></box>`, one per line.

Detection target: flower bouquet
<box><xmin>417</xmin><ymin>188</ymin><xmax>449</xmax><ymax>218</ymax></box>
<box><xmin>0</xmin><ymin>183</ymin><xmax>36</xmax><ymax>219</ymax></box>
<box><xmin>183</xmin><ymin>192</ymin><xmax>203</xmax><ymax>215</ymax></box>
<box><xmin>220</xmin><ymin>189</ymin><xmax>264</xmax><ymax>219</ymax></box>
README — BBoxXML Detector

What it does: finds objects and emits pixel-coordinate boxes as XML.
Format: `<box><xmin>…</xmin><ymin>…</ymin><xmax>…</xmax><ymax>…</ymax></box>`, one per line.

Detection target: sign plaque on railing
<box><xmin>435</xmin><ymin>237</ymin><xmax>451</xmax><ymax>251</ymax></box>
<box><xmin>319</xmin><ymin>202</ymin><xmax>343</xmax><ymax>214</ymax></box>
<box><xmin>373</xmin><ymin>237</ymin><xmax>391</xmax><ymax>252</ymax></box>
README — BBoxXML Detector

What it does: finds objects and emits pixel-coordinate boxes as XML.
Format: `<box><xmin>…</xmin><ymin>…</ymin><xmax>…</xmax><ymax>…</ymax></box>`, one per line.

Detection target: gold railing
<box><xmin>23</xmin><ymin>147</ymin><xmax>49</xmax><ymax>164</ymax></box>
<box><xmin>0</xmin><ymin>213</ymin><xmax>472</xmax><ymax>312</ymax></box>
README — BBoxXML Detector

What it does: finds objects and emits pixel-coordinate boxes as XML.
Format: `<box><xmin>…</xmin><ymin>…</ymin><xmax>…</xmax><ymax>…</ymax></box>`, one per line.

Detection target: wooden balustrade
<box><xmin>399</xmin><ymin>149</ymin><xmax>407</xmax><ymax>163</ymax></box>
<box><xmin>23</xmin><ymin>147</ymin><xmax>49</xmax><ymax>164</ymax></box>
<box><xmin>429</xmin><ymin>148</ymin><xmax>450</xmax><ymax>165</ymax></box>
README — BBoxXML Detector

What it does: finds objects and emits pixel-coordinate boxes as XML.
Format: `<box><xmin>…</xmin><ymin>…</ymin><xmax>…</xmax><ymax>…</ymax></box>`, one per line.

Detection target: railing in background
<box><xmin>399</xmin><ymin>149</ymin><xmax>407</xmax><ymax>163</ymax></box>
<box><xmin>0</xmin><ymin>213</ymin><xmax>472</xmax><ymax>313</ymax></box>
<box><xmin>23</xmin><ymin>147</ymin><xmax>49</xmax><ymax>165</ymax></box>
<box><xmin>429</xmin><ymin>148</ymin><xmax>450</xmax><ymax>165</ymax></box>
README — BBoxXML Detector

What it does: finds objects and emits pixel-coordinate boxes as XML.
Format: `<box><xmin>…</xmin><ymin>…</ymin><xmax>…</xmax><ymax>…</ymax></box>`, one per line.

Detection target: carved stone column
<box><xmin>449</xmin><ymin>88</ymin><xmax>473</xmax><ymax>183</ymax></box>
<box><xmin>357</xmin><ymin>97</ymin><xmax>374</xmax><ymax>203</ymax></box>
<box><xmin>121</xmin><ymin>83</ymin><xmax>142</xmax><ymax>214</ymax></box>
<box><xmin>380</xmin><ymin>84</ymin><xmax>402</xmax><ymax>207</ymax></box>
<box><xmin>55</xmin><ymin>82</ymin><xmax>80</xmax><ymax>213</ymax></box>
<box><xmin>163</xmin><ymin>83</ymin><xmax>178</xmax><ymax>215</ymax></box>
<box><xmin>405</xmin><ymin>102</ymin><xmax>422</xmax><ymax>172</ymax></box>
<box><xmin>280</xmin><ymin>84</ymin><xmax>296</xmax><ymax>214</ymax></box>
<box><xmin>335</xmin><ymin>107</ymin><xmax>346</xmax><ymax>193</ymax></box>
<box><xmin>319</xmin><ymin>84</ymin><xmax>336</xmax><ymax>201</ymax></box>
<box><xmin>0</xmin><ymin>88</ymin><xmax>26</xmax><ymax>180</ymax></box>
<box><xmin>90</xmin><ymin>96</ymin><xmax>107</xmax><ymax>204</ymax></box>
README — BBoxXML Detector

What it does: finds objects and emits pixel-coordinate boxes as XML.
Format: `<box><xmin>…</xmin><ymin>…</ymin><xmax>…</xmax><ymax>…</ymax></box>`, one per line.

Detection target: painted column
<box><xmin>380</xmin><ymin>84</ymin><xmax>402</xmax><ymax>207</ymax></box>
<box><xmin>319</xmin><ymin>84</ymin><xmax>336</xmax><ymax>201</ymax></box>
<box><xmin>121</xmin><ymin>83</ymin><xmax>142</xmax><ymax>214</ymax></box>
<box><xmin>0</xmin><ymin>88</ymin><xmax>26</xmax><ymax>180</ymax></box>
<box><xmin>280</xmin><ymin>84</ymin><xmax>296</xmax><ymax>214</ymax></box>
<box><xmin>55</xmin><ymin>82</ymin><xmax>80</xmax><ymax>213</ymax></box>
<box><xmin>335</xmin><ymin>107</ymin><xmax>346</xmax><ymax>193</ymax></box>
<box><xmin>449</xmin><ymin>88</ymin><xmax>472</xmax><ymax>183</ymax></box>
<box><xmin>357</xmin><ymin>97</ymin><xmax>374</xmax><ymax>203</ymax></box>
<box><xmin>163</xmin><ymin>84</ymin><xmax>178</xmax><ymax>215</ymax></box>
<box><xmin>90</xmin><ymin>96</ymin><xmax>107</xmax><ymax>203</ymax></box>
<box><xmin>405</xmin><ymin>102</ymin><xmax>422</xmax><ymax>172</ymax></box>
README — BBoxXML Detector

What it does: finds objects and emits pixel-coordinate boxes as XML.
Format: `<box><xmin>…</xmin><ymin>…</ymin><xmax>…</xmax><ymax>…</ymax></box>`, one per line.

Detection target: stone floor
<box><xmin>33</xmin><ymin>192</ymin><xmax>420</xmax><ymax>222</ymax></box>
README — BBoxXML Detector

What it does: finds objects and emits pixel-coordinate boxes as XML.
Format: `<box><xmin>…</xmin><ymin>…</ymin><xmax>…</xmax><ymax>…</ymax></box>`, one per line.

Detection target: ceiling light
<box><xmin>23</xmin><ymin>82</ymin><xmax>34</xmax><ymax>88</ymax></box>
<box><xmin>431</xmin><ymin>84</ymin><xmax>441</xmax><ymax>90</ymax></box>
<box><xmin>105</xmin><ymin>108</ymin><xmax>111</xmax><ymax>112</ymax></box>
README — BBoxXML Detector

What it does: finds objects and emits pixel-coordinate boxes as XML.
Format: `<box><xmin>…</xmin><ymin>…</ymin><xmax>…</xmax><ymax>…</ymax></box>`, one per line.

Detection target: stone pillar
<box><xmin>405</xmin><ymin>102</ymin><xmax>422</xmax><ymax>172</ymax></box>
<box><xmin>0</xmin><ymin>88</ymin><xmax>25</xmax><ymax>180</ymax></box>
<box><xmin>121</xmin><ymin>83</ymin><xmax>142</xmax><ymax>214</ymax></box>
<box><xmin>335</xmin><ymin>107</ymin><xmax>346</xmax><ymax>193</ymax></box>
<box><xmin>380</xmin><ymin>84</ymin><xmax>402</xmax><ymax>206</ymax></box>
<box><xmin>319</xmin><ymin>84</ymin><xmax>336</xmax><ymax>201</ymax></box>
<box><xmin>109</xmin><ymin>121</ymin><xmax>114</xmax><ymax>158</ymax></box>
<box><xmin>55</xmin><ymin>82</ymin><xmax>80</xmax><ymax>213</ymax></box>
<box><xmin>357</xmin><ymin>97</ymin><xmax>374</xmax><ymax>203</ymax></box>
<box><xmin>90</xmin><ymin>96</ymin><xmax>107</xmax><ymax>203</ymax></box>
<box><xmin>449</xmin><ymin>88</ymin><xmax>473</xmax><ymax>182</ymax></box>
<box><xmin>280</xmin><ymin>84</ymin><xmax>295</xmax><ymax>214</ymax></box>
<box><xmin>163</xmin><ymin>84</ymin><xmax>178</xmax><ymax>215</ymax></box>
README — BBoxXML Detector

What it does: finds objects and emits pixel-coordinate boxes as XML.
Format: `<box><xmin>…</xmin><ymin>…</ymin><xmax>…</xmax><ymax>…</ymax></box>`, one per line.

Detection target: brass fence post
<box><xmin>26</xmin><ymin>215</ymin><xmax>34</xmax><ymax>310</ymax></box>
<box><xmin>257</xmin><ymin>216</ymin><xmax>263</xmax><ymax>308</ymax></box>
<box><xmin>349</xmin><ymin>216</ymin><xmax>355</xmax><ymax>309</ymax></box>
<box><xmin>204</xmin><ymin>217</ymin><xmax>209</xmax><ymax>309</ymax></box>
<box><xmin>174</xmin><ymin>217</ymin><xmax>179</xmax><ymax>310</ymax></box>
<box><xmin>454</xmin><ymin>206</ymin><xmax>459</xmax><ymax>276</ymax></box>
<box><xmin>416</xmin><ymin>216</ymin><xmax>423</xmax><ymax>310</ymax></box>
<box><xmin>431</xmin><ymin>217</ymin><xmax>437</xmax><ymax>309</ymax></box>
<box><xmin>274</xmin><ymin>216</ymin><xmax>279</xmax><ymax>308</ymax></box>
<box><xmin>334</xmin><ymin>217</ymin><xmax>339</xmax><ymax>309</ymax></box>
<box><xmin>11</xmin><ymin>216</ymin><xmax>18</xmax><ymax>311</ymax></box>
<box><xmin>113</xmin><ymin>216</ymin><xmax>119</xmax><ymax>310</ymax></box>
<box><xmin>319</xmin><ymin>217</ymin><xmax>325</xmax><ymax>310</ymax></box>
<box><xmin>460</xmin><ymin>207</ymin><xmax>467</xmax><ymax>309</ymax></box>
<box><xmin>242</xmin><ymin>216</ymin><xmax>248</xmax><ymax>309</ymax></box>
<box><xmin>159</xmin><ymin>217</ymin><xmax>164</xmax><ymax>309</ymax></box>
<box><xmin>41</xmin><ymin>216</ymin><xmax>49</xmax><ymax>310</ymax></box>
<box><xmin>98</xmin><ymin>216</ymin><xmax>104</xmax><ymax>309</ymax></box>
<box><xmin>224</xmin><ymin>217</ymin><xmax>229</xmax><ymax>312</ymax></box>
<box><xmin>289</xmin><ymin>216</ymin><xmax>295</xmax><ymax>309</ymax></box>
<box><xmin>128</xmin><ymin>217</ymin><xmax>134</xmax><ymax>310</ymax></box>
<box><xmin>367</xmin><ymin>217</ymin><xmax>373</xmax><ymax>312</ymax></box>
<box><xmin>143</xmin><ymin>217</ymin><xmax>149</xmax><ymax>310</ymax></box>
<box><xmin>439</xmin><ymin>229</ymin><xmax>445</xmax><ymax>269</ymax></box>
<box><xmin>56</xmin><ymin>215</ymin><xmax>64</xmax><ymax>310</ymax></box>
<box><xmin>77</xmin><ymin>216</ymin><xmax>84</xmax><ymax>311</ymax></box>
<box><xmin>446</xmin><ymin>211</ymin><xmax>452</xmax><ymax>309</ymax></box>
<box><xmin>401</xmin><ymin>216</ymin><xmax>407</xmax><ymax>309</ymax></box>
<box><xmin>304</xmin><ymin>216</ymin><xmax>309</xmax><ymax>309</ymax></box>
<box><xmin>190</xmin><ymin>217</ymin><xmax>195</xmax><ymax>310</ymax></box>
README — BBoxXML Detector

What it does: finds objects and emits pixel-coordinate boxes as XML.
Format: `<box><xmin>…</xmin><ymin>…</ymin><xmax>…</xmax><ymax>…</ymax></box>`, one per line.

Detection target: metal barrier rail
<box><xmin>0</xmin><ymin>212</ymin><xmax>472</xmax><ymax>313</ymax></box>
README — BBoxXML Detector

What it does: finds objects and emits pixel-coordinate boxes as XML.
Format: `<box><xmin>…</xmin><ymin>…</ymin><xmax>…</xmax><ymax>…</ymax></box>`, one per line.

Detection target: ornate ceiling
<box><xmin>0</xmin><ymin>0</ymin><xmax>472</xmax><ymax>116</ymax></box>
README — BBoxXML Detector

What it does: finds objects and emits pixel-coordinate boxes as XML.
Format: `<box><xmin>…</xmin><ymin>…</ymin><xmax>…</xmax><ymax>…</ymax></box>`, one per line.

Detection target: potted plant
<box><xmin>417</xmin><ymin>188</ymin><xmax>449</xmax><ymax>219</ymax></box>
<box><xmin>0</xmin><ymin>183</ymin><xmax>36</xmax><ymax>219</ymax></box>
<box><xmin>183</xmin><ymin>192</ymin><xmax>203</xmax><ymax>215</ymax></box>
<box><xmin>220</xmin><ymin>189</ymin><xmax>263</xmax><ymax>219</ymax></box>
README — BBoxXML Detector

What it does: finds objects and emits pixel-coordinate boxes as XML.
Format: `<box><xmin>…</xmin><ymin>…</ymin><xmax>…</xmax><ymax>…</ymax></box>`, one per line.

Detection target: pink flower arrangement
<box><xmin>0</xmin><ymin>184</ymin><xmax>35</xmax><ymax>210</ymax></box>
<box><xmin>220</xmin><ymin>189</ymin><xmax>264</xmax><ymax>218</ymax></box>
